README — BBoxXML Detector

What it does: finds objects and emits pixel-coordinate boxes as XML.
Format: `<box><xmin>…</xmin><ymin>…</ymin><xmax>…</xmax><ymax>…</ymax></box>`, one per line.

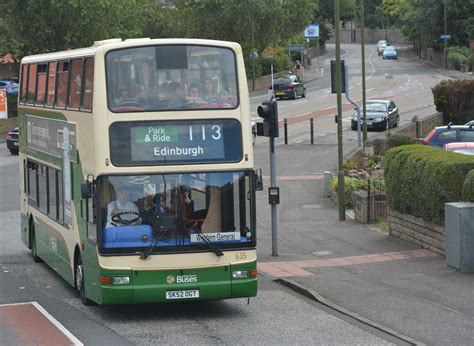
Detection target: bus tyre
<box><xmin>75</xmin><ymin>256</ymin><xmax>93</xmax><ymax>305</ymax></box>
<box><xmin>30</xmin><ymin>223</ymin><xmax>42</xmax><ymax>263</ymax></box>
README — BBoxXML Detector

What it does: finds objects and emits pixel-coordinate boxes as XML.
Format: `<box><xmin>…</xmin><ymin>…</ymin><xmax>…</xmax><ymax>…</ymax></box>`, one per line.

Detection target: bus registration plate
<box><xmin>166</xmin><ymin>290</ymin><xmax>200</xmax><ymax>300</ymax></box>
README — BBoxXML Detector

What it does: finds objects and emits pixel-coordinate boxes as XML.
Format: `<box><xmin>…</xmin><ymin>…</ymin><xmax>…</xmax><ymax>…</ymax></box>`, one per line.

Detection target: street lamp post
<box><xmin>361</xmin><ymin>0</ymin><xmax>367</xmax><ymax>145</ymax></box>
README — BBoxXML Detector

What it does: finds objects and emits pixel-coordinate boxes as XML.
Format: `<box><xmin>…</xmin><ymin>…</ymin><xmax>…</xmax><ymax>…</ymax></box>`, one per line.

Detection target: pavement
<box><xmin>254</xmin><ymin>45</ymin><xmax>474</xmax><ymax>345</ymax></box>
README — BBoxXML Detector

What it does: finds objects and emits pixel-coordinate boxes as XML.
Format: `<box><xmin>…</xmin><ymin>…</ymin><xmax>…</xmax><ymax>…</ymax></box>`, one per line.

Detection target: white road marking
<box><xmin>31</xmin><ymin>302</ymin><xmax>84</xmax><ymax>346</ymax></box>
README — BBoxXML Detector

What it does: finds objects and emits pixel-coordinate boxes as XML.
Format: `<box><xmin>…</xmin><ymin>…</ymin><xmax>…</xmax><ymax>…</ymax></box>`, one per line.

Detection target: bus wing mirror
<box><xmin>255</xmin><ymin>168</ymin><xmax>263</xmax><ymax>191</ymax></box>
<box><xmin>81</xmin><ymin>182</ymin><xmax>93</xmax><ymax>199</ymax></box>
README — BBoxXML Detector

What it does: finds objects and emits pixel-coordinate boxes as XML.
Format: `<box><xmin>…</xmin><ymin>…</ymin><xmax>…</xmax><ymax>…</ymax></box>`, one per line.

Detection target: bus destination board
<box><xmin>109</xmin><ymin>119</ymin><xmax>242</xmax><ymax>166</ymax></box>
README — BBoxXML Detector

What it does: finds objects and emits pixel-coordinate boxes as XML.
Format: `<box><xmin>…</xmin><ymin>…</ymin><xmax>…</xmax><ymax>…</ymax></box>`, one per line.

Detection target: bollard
<box><xmin>322</xmin><ymin>171</ymin><xmax>332</xmax><ymax>197</ymax></box>
<box><xmin>415</xmin><ymin>121</ymin><xmax>422</xmax><ymax>138</ymax></box>
<box><xmin>284</xmin><ymin>118</ymin><xmax>288</xmax><ymax>145</ymax></box>
<box><xmin>310</xmin><ymin>118</ymin><xmax>314</xmax><ymax>145</ymax></box>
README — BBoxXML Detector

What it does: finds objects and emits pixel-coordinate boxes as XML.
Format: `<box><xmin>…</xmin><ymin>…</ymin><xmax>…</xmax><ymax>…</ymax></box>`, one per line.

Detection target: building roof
<box><xmin>0</xmin><ymin>53</ymin><xmax>16</xmax><ymax>64</ymax></box>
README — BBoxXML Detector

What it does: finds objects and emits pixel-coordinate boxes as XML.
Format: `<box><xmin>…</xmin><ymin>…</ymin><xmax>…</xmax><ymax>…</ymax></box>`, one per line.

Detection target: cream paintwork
<box><xmin>98</xmin><ymin>249</ymin><xmax>257</xmax><ymax>271</ymax></box>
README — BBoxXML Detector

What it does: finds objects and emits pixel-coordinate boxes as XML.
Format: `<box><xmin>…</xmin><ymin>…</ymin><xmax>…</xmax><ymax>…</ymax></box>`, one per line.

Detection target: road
<box><xmin>251</xmin><ymin>43</ymin><xmax>444</xmax><ymax>151</ymax></box>
<box><xmin>0</xmin><ymin>43</ymin><xmax>450</xmax><ymax>345</ymax></box>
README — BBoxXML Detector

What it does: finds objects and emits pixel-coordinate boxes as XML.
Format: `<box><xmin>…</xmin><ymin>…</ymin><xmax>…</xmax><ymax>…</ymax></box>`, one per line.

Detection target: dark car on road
<box><xmin>351</xmin><ymin>99</ymin><xmax>399</xmax><ymax>131</ymax></box>
<box><xmin>6</xmin><ymin>126</ymin><xmax>19</xmax><ymax>155</ymax></box>
<box><xmin>423</xmin><ymin>124</ymin><xmax>474</xmax><ymax>148</ymax></box>
<box><xmin>272</xmin><ymin>74</ymin><xmax>306</xmax><ymax>100</ymax></box>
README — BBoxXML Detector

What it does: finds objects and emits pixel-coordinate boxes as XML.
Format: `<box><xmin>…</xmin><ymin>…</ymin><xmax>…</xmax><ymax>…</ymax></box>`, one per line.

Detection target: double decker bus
<box><xmin>18</xmin><ymin>38</ymin><xmax>259</xmax><ymax>305</ymax></box>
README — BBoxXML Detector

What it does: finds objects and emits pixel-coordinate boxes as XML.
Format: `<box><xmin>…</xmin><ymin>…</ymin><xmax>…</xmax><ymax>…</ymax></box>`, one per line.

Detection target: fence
<box><xmin>367</xmin><ymin>177</ymin><xmax>387</xmax><ymax>223</ymax></box>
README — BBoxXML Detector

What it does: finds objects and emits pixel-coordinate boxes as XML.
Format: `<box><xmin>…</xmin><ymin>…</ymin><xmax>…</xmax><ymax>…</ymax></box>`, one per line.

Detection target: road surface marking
<box><xmin>258</xmin><ymin>250</ymin><xmax>437</xmax><ymax>278</ymax></box>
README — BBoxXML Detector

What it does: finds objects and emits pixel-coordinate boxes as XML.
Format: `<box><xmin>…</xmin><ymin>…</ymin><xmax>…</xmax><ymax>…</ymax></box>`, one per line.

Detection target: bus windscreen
<box><xmin>106</xmin><ymin>44</ymin><xmax>238</xmax><ymax>112</ymax></box>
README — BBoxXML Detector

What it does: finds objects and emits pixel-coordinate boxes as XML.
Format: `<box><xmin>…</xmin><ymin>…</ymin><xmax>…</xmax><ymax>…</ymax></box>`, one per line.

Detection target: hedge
<box><xmin>331</xmin><ymin>176</ymin><xmax>367</xmax><ymax>209</ymax></box>
<box><xmin>384</xmin><ymin>145</ymin><xmax>474</xmax><ymax>225</ymax></box>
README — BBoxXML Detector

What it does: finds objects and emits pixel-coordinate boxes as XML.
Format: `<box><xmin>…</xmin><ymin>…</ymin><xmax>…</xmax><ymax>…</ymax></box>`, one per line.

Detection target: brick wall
<box><xmin>389</xmin><ymin>210</ymin><xmax>445</xmax><ymax>256</ymax></box>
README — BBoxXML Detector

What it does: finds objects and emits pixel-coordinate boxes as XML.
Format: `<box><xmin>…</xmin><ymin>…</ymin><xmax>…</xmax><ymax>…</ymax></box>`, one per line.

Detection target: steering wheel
<box><xmin>111</xmin><ymin>211</ymin><xmax>141</xmax><ymax>226</ymax></box>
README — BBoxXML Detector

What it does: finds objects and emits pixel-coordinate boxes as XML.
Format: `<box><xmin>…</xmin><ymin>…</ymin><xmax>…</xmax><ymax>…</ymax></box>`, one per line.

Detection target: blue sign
<box><xmin>304</xmin><ymin>24</ymin><xmax>320</xmax><ymax>39</ymax></box>
<box><xmin>440</xmin><ymin>35</ymin><xmax>451</xmax><ymax>40</ymax></box>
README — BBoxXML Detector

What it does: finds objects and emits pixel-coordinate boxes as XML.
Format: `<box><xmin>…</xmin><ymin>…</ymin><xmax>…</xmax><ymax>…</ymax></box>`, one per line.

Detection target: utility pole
<box><xmin>251</xmin><ymin>0</ymin><xmax>256</xmax><ymax>91</ymax></box>
<box><xmin>335</xmin><ymin>0</ymin><xmax>345</xmax><ymax>221</ymax></box>
<box><xmin>361</xmin><ymin>0</ymin><xmax>367</xmax><ymax>145</ymax></box>
<box><xmin>444</xmin><ymin>0</ymin><xmax>447</xmax><ymax>68</ymax></box>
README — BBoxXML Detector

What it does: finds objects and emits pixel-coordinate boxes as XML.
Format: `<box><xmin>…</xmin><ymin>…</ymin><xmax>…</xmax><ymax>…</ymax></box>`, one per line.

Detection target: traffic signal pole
<box><xmin>257</xmin><ymin>100</ymin><xmax>280</xmax><ymax>256</ymax></box>
<box><xmin>269</xmin><ymin>129</ymin><xmax>278</xmax><ymax>256</ymax></box>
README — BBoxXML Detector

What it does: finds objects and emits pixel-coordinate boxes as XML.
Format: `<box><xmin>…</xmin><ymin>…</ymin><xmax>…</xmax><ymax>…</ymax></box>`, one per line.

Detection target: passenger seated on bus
<box><xmin>106</xmin><ymin>186</ymin><xmax>142</xmax><ymax>228</ymax></box>
<box><xmin>113</xmin><ymin>86</ymin><xmax>130</xmax><ymax>106</ymax></box>
<box><xmin>133</xmin><ymin>84</ymin><xmax>146</xmax><ymax>104</ymax></box>
<box><xmin>217</xmin><ymin>89</ymin><xmax>231</xmax><ymax>107</ymax></box>
<box><xmin>185</xmin><ymin>84</ymin><xmax>207</xmax><ymax>107</ymax></box>
<box><xmin>202</xmin><ymin>78</ymin><xmax>218</xmax><ymax>103</ymax></box>
<box><xmin>175</xmin><ymin>82</ymin><xmax>188</xmax><ymax>100</ymax></box>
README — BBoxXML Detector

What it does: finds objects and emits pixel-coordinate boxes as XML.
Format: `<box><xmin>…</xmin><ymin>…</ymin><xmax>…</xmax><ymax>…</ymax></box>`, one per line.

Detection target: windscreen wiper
<box><xmin>197</xmin><ymin>232</ymin><xmax>223</xmax><ymax>257</ymax></box>
<box><xmin>140</xmin><ymin>228</ymin><xmax>169</xmax><ymax>260</ymax></box>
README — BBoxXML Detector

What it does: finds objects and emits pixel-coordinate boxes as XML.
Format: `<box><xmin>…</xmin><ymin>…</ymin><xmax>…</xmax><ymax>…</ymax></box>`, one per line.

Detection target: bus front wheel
<box><xmin>75</xmin><ymin>256</ymin><xmax>93</xmax><ymax>305</ymax></box>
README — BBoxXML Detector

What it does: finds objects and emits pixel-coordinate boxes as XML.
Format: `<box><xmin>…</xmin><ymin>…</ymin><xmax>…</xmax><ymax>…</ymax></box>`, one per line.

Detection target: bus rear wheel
<box><xmin>30</xmin><ymin>223</ymin><xmax>42</xmax><ymax>263</ymax></box>
<box><xmin>75</xmin><ymin>256</ymin><xmax>93</xmax><ymax>305</ymax></box>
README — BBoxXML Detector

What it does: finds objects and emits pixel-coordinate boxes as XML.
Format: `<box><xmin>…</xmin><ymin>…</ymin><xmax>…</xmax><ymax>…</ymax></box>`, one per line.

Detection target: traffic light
<box><xmin>257</xmin><ymin>100</ymin><xmax>279</xmax><ymax>138</ymax></box>
<box><xmin>330</xmin><ymin>60</ymin><xmax>346</xmax><ymax>94</ymax></box>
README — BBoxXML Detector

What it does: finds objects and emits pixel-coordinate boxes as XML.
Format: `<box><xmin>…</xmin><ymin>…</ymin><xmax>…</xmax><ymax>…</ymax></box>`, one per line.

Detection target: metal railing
<box><xmin>367</xmin><ymin>177</ymin><xmax>387</xmax><ymax>223</ymax></box>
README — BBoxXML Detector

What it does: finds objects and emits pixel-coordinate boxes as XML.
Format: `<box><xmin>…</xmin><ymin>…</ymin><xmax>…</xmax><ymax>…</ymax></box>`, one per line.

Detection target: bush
<box><xmin>446</xmin><ymin>46</ymin><xmax>471</xmax><ymax>70</ymax></box>
<box><xmin>432</xmin><ymin>79</ymin><xmax>474</xmax><ymax>124</ymax></box>
<box><xmin>389</xmin><ymin>134</ymin><xmax>417</xmax><ymax>148</ymax></box>
<box><xmin>384</xmin><ymin>145</ymin><xmax>474</xmax><ymax>225</ymax></box>
<box><xmin>331</xmin><ymin>176</ymin><xmax>367</xmax><ymax>209</ymax></box>
<box><xmin>462</xmin><ymin>169</ymin><xmax>474</xmax><ymax>202</ymax></box>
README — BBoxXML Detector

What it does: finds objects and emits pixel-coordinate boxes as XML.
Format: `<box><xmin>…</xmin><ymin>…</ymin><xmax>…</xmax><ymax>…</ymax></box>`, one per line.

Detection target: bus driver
<box><xmin>106</xmin><ymin>187</ymin><xmax>142</xmax><ymax>227</ymax></box>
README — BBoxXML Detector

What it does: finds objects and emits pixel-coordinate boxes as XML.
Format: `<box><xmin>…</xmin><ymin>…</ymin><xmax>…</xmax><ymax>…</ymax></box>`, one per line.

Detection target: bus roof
<box><xmin>21</xmin><ymin>38</ymin><xmax>241</xmax><ymax>64</ymax></box>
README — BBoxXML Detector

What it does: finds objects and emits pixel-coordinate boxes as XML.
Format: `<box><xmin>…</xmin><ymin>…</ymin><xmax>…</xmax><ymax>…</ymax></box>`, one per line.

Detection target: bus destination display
<box><xmin>110</xmin><ymin>119</ymin><xmax>242</xmax><ymax>166</ymax></box>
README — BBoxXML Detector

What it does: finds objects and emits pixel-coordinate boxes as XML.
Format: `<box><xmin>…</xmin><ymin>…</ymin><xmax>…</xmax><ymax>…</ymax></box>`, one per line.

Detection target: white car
<box><xmin>377</xmin><ymin>40</ymin><xmax>388</xmax><ymax>56</ymax></box>
<box><xmin>465</xmin><ymin>120</ymin><xmax>474</xmax><ymax>127</ymax></box>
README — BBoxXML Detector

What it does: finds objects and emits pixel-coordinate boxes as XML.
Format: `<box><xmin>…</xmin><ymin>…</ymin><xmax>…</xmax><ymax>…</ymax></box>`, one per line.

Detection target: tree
<box><xmin>0</xmin><ymin>0</ymin><xmax>156</xmax><ymax>60</ymax></box>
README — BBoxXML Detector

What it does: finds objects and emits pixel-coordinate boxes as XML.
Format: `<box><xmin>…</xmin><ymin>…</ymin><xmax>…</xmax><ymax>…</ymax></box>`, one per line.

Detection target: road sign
<box><xmin>0</xmin><ymin>89</ymin><xmax>7</xmax><ymax>119</ymax></box>
<box><xmin>249</xmin><ymin>51</ymin><xmax>259</xmax><ymax>60</ymax></box>
<box><xmin>440</xmin><ymin>35</ymin><xmax>451</xmax><ymax>40</ymax></box>
<box><xmin>288</xmin><ymin>44</ymin><xmax>304</xmax><ymax>52</ymax></box>
<box><xmin>304</xmin><ymin>24</ymin><xmax>320</xmax><ymax>39</ymax></box>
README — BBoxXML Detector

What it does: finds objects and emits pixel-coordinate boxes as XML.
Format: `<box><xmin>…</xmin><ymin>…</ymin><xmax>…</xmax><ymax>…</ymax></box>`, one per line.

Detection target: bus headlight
<box><xmin>232</xmin><ymin>270</ymin><xmax>249</xmax><ymax>279</ymax></box>
<box><xmin>113</xmin><ymin>276</ymin><xmax>130</xmax><ymax>285</ymax></box>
